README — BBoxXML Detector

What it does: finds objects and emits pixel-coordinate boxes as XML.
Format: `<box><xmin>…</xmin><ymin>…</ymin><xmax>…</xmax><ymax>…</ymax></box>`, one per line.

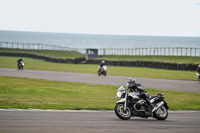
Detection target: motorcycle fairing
<box><xmin>116</xmin><ymin>98</ymin><xmax>126</xmax><ymax>103</ymax></box>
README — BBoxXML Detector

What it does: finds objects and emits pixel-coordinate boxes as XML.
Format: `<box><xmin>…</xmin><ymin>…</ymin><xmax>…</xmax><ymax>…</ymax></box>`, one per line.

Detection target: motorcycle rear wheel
<box><xmin>103</xmin><ymin>71</ymin><xmax>106</xmax><ymax>76</ymax></box>
<box><xmin>153</xmin><ymin>105</ymin><xmax>168</xmax><ymax>120</ymax></box>
<box><xmin>115</xmin><ymin>103</ymin><xmax>131</xmax><ymax>120</ymax></box>
<box><xmin>98</xmin><ymin>71</ymin><xmax>101</xmax><ymax>76</ymax></box>
<box><xmin>18</xmin><ymin>65</ymin><xmax>22</xmax><ymax>70</ymax></box>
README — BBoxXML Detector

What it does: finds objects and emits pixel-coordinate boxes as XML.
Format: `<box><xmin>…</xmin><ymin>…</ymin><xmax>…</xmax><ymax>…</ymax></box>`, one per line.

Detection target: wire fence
<box><xmin>0</xmin><ymin>41</ymin><xmax>85</xmax><ymax>54</ymax></box>
<box><xmin>0</xmin><ymin>41</ymin><xmax>200</xmax><ymax>56</ymax></box>
<box><xmin>98</xmin><ymin>47</ymin><xmax>200</xmax><ymax>56</ymax></box>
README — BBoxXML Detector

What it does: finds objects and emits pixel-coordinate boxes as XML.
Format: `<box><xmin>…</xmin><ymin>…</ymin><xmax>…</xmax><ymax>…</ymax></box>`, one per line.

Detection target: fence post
<box><xmin>134</xmin><ymin>48</ymin><xmax>136</xmax><ymax>56</ymax></box>
<box><xmin>138</xmin><ymin>48</ymin><xmax>140</xmax><ymax>56</ymax></box>
<box><xmin>181</xmin><ymin>47</ymin><xmax>182</xmax><ymax>56</ymax></box>
<box><xmin>186</xmin><ymin>48</ymin><xmax>187</xmax><ymax>56</ymax></box>
<box><xmin>149</xmin><ymin>48</ymin><xmax>151</xmax><ymax>55</ymax></box>
<box><xmin>199</xmin><ymin>48</ymin><xmax>200</xmax><ymax>57</ymax></box>
<box><xmin>153</xmin><ymin>48</ymin><xmax>155</xmax><ymax>55</ymax></box>
<box><xmin>168</xmin><ymin>48</ymin><xmax>170</xmax><ymax>56</ymax></box>
<box><xmin>164</xmin><ymin>48</ymin><xmax>166</xmax><ymax>56</ymax></box>
<box><xmin>143</xmin><ymin>48</ymin><xmax>144</xmax><ymax>55</ymax></box>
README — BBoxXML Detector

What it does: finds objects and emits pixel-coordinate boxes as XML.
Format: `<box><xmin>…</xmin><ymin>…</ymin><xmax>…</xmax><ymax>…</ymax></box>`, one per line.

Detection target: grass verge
<box><xmin>0</xmin><ymin>56</ymin><xmax>196</xmax><ymax>80</ymax></box>
<box><xmin>0</xmin><ymin>48</ymin><xmax>85</xmax><ymax>59</ymax></box>
<box><xmin>1</xmin><ymin>48</ymin><xmax>199</xmax><ymax>64</ymax></box>
<box><xmin>0</xmin><ymin>76</ymin><xmax>200</xmax><ymax>110</ymax></box>
<box><xmin>99</xmin><ymin>55</ymin><xmax>200</xmax><ymax>64</ymax></box>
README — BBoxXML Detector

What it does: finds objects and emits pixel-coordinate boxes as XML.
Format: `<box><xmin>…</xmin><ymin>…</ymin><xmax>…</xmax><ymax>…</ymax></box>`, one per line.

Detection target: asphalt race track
<box><xmin>0</xmin><ymin>68</ymin><xmax>199</xmax><ymax>93</ymax></box>
<box><xmin>0</xmin><ymin>109</ymin><xmax>200</xmax><ymax>133</ymax></box>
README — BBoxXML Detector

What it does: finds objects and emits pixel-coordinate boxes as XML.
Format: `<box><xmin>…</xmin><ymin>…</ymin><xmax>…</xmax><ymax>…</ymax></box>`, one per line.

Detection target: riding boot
<box><xmin>145</xmin><ymin>98</ymin><xmax>154</xmax><ymax>110</ymax></box>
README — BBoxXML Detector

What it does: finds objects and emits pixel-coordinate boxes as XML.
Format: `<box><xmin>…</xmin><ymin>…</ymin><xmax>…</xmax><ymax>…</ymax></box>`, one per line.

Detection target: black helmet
<box><xmin>126</xmin><ymin>77</ymin><xmax>136</xmax><ymax>87</ymax></box>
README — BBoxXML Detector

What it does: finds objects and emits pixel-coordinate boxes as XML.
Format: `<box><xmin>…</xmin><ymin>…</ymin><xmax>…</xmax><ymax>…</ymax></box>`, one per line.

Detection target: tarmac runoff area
<box><xmin>0</xmin><ymin>68</ymin><xmax>199</xmax><ymax>93</ymax></box>
<box><xmin>0</xmin><ymin>109</ymin><xmax>200</xmax><ymax>133</ymax></box>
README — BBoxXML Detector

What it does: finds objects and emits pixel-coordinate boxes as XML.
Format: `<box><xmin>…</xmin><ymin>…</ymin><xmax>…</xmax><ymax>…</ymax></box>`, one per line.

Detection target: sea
<box><xmin>0</xmin><ymin>30</ymin><xmax>200</xmax><ymax>49</ymax></box>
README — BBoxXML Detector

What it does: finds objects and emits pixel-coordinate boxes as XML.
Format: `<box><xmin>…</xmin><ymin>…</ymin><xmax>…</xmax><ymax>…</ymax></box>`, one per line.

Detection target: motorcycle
<box><xmin>115</xmin><ymin>86</ymin><xmax>169</xmax><ymax>120</ymax></box>
<box><xmin>196</xmin><ymin>72</ymin><xmax>200</xmax><ymax>82</ymax></box>
<box><xmin>18</xmin><ymin>61</ymin><xmax>24</xmax><ymax>70</ymax></box>
<box><xmin>98</xmin><ymin>65</ymin><xmax>107</xmax><ymax>76</ymax></box>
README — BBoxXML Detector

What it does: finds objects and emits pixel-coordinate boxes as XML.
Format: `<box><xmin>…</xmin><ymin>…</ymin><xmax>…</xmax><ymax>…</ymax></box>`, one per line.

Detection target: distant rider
<box><xmin>100</xmin><ymin>60</ymin><xmax>105</xmax><ymax>68</ymax></box>
<box><xmin>17</xmin><ymin>57</ymin><xmax>23</xmax><ymax>68</ymax></box>
<box><xmin>99</xmin><ymin>60</ymin><xmax>105</xmax><ymax>71</ymax></box>
<box><xmin>126</xmin><ymin>77</ymin><xmax>154</xmax><ymax>111</ymax></box>
<box><xmin>197</xmin><ymin>65</ymin><xmax>200</xmax><ymax>73</ymax></box>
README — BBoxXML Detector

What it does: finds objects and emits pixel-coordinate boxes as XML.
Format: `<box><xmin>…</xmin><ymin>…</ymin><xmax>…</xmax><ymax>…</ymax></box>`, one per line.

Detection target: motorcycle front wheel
<box><xmin>115</xmin><ymin>103</ymin><xmax>131</xmax><ymax>120</ymax></box>
<box><xmin>153</xmin><ymin>105</ymin><xmax>168</xmax><ymax>120</ymax></box>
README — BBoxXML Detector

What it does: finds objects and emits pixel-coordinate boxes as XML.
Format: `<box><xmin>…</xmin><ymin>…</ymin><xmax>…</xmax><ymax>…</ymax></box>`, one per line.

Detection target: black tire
<box><xmin>115</xmin><ymin>103</ymin><xmax>131</xmax><ymax>120</ymax></box>
<box><xmin>98</xmin><ymin>71</ymin><xmax>101</xmax><ymax>76</ymax></box>
<box><xmin>153</xmin><ymin>105</ymin><xmax>168</xmax><ymax>120</ymax></box>
<box><xmin>104</xmin><ymin>71</ymin><xmax>106</xmax><ymax>76</ymax></box>
<box><xmin>18</xmin><ymin>64</ymin><xmax>20</xmax><ymax>70</ymax></box>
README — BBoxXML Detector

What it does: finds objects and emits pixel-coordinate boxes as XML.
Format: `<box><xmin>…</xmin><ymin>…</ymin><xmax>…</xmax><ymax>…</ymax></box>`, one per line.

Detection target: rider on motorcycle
<box><xmin>100</xmin><ymin>60</ymin><xmax>105</xmax><ymax>68</ymax></box>
<box><xmin>99</xmin><ymin>60</ymin><xmax>105</xmax><ymax>71</ymax></box>
<box><xmin>197</xmin><ymin>65</ymin><xmax>200</xmax><ymax>73</ymax></box>
<box><xmin>17</xmin><ymin>57</ymin><xmax>23</xmax><ymax>68</ymax></box>
<box><xmin>196</xmin><ymin>65</ymin><xmax>200</xmax><ymax>80</ymax></box>
<box><xmin>126</xmin><ymin>77</ymin><xmax>154</xmax><ymax>111</ymax></box>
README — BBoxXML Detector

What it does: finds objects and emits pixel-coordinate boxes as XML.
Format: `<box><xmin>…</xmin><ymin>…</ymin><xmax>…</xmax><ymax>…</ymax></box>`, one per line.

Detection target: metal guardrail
<box><xmin>0</xmin><ymin>41</ymin><xmax>200</xmax><ymax>56</ymax></box>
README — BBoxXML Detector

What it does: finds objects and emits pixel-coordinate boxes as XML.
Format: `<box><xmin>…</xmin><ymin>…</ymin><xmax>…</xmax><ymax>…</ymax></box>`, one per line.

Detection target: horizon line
<box><xmin>0</xmin><ymin>29</ymin><xmax>200</xmax><ymax>38</ymax></box>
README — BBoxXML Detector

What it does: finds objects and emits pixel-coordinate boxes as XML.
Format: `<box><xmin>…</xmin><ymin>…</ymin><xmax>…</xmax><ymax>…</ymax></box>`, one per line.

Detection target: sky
<box><xmin>0</xmin><ymin>0</ymin><xmax>200</xmax><ymax>37</ymax></box>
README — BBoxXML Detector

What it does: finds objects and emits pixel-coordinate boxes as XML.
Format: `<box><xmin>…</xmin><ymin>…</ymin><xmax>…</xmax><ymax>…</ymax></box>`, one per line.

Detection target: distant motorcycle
<box><xmin>196</xmin><ymin>72</ymin><xmax>200</xmax><ymax>82</ymax></box>
<box><xmin>115</xmin><ymin>86</ymin><xmax>169</xmax><ymax>120</ymax></box>
<box><xmin>18</xmin><ymin>61</ymin><xmax>24</xmax><ymax>70</ymax></box>
<box><xmin>98</xmin><ymin>65</ymin><xmax>107</xmax><ymax>76</ymax></box>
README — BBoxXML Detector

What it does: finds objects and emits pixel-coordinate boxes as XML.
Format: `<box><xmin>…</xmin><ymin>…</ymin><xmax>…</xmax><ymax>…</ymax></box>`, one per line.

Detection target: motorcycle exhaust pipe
<box><xmin>152</xmin><ymin>101</ymin><xmax>164</xmax><ymax>112</ymax></box>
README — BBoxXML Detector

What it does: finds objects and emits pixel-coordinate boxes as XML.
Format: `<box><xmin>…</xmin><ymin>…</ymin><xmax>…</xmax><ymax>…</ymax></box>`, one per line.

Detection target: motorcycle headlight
<box><xmin>117</xmin><ymin>92</ymin><xmax>122</xmax><ymax>98</ymax></box>
<box><xmin>127</xmin><ymin>83</ymin><xmax>129</xmax><ymax>87</ymax></box>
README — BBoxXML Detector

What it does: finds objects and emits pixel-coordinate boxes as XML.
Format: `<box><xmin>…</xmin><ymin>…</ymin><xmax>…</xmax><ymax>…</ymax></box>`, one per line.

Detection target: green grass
<box><xmin>99</xmin><ymin>55</ymin><xmax>199</xmax><ymax>64</ymax></box>
<box><xmin>0</xmin><ymin>48</ymin><xmax>85</xmax><ymax>59</ymax></box>
<box><xmin>0</xmin><ymin>76</ymin><xmax>199</xmax><ymax>110</ymax></box>
<box><xmin>0</xmin><ymin>56</ymin><xmax>196</xmax><ymax>81</ymax></box>
<box><xmin>1</xmin><ymin>49</ymin><xmax>199</xmax><ymax>111</ymax></box>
